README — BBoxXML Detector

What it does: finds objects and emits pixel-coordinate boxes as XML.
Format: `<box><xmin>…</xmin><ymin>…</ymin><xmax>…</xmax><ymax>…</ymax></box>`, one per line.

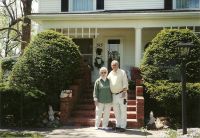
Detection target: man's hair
<box><xmin>111</xmin><ymin>60</ymin><xmax>119</xmax><ymax>66</ymax></box>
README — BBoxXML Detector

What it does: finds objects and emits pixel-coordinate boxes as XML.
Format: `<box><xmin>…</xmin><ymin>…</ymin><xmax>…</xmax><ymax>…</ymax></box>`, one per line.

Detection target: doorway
<box><xmin>106</xmin><ymin>39</ymin><xmax>123</xmax><ymax>72</ymax></box>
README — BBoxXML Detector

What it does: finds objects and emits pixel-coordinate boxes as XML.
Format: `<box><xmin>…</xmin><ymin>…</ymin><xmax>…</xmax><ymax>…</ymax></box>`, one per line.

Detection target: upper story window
<box><xmin>175</xmin><ymin>0</ymin><xmax>200</xmax><ymax>9</ymax></box>
<box><xmin>61</xmin><ymin>0</ymin><xmax>104</xmax><ymax>12</ymax></box>
<box><xmin>72</xmin><ymin>0</ymin><xmax>93</xmax><ymax>11</ymax></box>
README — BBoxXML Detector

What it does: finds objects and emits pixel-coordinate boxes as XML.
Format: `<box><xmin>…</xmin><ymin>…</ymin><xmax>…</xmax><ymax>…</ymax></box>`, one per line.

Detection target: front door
<box><xmin>106</xmin><ymin>39</ymin><xmax>123</xmax><ymax>72</ymax></box>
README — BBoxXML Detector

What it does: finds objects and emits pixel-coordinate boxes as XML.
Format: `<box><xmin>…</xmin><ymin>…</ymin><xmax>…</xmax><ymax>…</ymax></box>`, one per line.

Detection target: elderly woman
<box><xmin>93</xmin><ymin>67</ymin><xmax>112</xmax><ymax>130</ymax></box>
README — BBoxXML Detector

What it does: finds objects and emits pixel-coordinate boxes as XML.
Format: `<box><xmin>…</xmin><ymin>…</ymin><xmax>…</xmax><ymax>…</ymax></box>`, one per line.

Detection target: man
<box><xmin>108</xmin><ymin>60</ymin><xmax>129</xmax><ymax>132</ymax></box>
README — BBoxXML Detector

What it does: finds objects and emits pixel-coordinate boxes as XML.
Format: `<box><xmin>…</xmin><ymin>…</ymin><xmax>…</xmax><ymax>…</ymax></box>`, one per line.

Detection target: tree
<box><xmin>0</xmin><ymin>0</ymin><xmax>33</xmax><ymax>57</ymax></box>
<box><xmin>9</xmin><ymin>30</ymin><xmax>81</xmax><ymax>107</ymax></box>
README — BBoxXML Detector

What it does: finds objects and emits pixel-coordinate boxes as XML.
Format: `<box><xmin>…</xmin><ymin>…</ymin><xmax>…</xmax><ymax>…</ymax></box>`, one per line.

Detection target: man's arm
<box><xmin>122</xmin><ymin>70</ymin><xmax>129</xmax><ymax>91</ymax></box>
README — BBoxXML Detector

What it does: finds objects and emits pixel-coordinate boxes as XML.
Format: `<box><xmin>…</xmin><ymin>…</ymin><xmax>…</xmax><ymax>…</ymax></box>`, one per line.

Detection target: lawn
<box><xmin>0</xmin><ymin>131</ymin><xmax>44</xmax><ymax>138</ymax></box>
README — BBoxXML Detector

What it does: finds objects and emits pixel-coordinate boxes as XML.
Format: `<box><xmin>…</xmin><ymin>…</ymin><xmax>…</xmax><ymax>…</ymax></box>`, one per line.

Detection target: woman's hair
<box><xmin>99</xmin><ymin>67</ymin><xmax>108</xmax><ymax>75</ymax></box>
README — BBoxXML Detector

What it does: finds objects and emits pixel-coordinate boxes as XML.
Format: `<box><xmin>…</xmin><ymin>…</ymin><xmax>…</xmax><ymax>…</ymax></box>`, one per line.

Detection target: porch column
<box><xmin>135</xmin><ymin>27</ymin><xmax>143</xmax><ymax>67</ymax></box>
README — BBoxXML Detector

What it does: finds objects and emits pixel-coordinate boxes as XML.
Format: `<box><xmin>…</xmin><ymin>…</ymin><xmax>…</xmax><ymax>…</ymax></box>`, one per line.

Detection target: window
<box><xmin>176</xmin><ymin>0</ymin><xmax>200</xmax><ymax>9</ymax></box>
<box><xmin>72</xmin><ymin>39</ymin><xmax>93</xmax><ymax>66</ymax></box>
<box><xmin>72</xmin><ymin>0</ymin><xmax>93</xmax><ymax>11</ymax></box>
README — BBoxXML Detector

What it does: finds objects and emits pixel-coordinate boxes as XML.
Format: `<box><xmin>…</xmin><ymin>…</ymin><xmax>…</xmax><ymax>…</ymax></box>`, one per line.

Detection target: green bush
<box><xmin>0</xmin><ymin>82</ymin><xmax>47</xmax><ymax>127</ymax></box>
<box><xmin>9</xmin><ymin>30</ymin><xmax>81</xmax><ymax>108</ymax></box>
<box><xmin>141</xmin><ymin>29</ymin><xmax>200</xmax><ymax>83</ymax></box>
<box><xmin>0</xmin><ymin>56</ymin><xmax>18</xmax><ymax>82</ymax></box>
<box><xmin>144</xmin><ymin>81</ymin><xmax>200</xmax><ymax>127</ymax></box>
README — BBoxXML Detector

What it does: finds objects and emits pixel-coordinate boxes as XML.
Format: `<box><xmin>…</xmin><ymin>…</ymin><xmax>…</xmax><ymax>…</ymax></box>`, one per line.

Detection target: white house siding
<box><xmin>38</xmin><ymin>0</ymin><xmax>61</xmax><ymax>13</ymax></box>
<box><xmin>104</xmin><ymin>0</ymin><xmax>164</xmax><ymax>10</ymax></box>
<box><xmin>38</xmin><ymin>0</ymin><xmax>164</xmax><ymax>13</ymax></box>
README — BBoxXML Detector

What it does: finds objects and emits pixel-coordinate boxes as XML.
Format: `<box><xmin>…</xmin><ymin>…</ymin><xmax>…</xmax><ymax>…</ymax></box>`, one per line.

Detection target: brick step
<box><xmin>81</xmin><ymin>90</ymin><xmax>135</xmax><ymax>95</ymax></box>
<box><xmin>72</xmin><ymin>111</ymin><xmax>137</xmax><ymax>119</ymax></box>
<box><xmin>66</xmin><ymin>118</ymin><xmax>138</xmax><ymax>128</ymax></box>
<box><xmin>81</xmin><ymin>94</ymin><xmax>135</xmax><ymax>100</ymax></box>
<box><xmin>80</xmin><ymin>99</ymin><xmax>136</xmax><ymax>105</ymax></box>
<box><xmin>76</xmin><ymin>104</ymin><xmax>136</xmax><ymax>111</ymax></box>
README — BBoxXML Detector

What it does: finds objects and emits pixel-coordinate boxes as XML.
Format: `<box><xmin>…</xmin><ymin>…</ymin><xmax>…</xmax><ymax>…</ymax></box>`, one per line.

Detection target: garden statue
<box><xmin>148</xmin><ymin>111</ymin><xmax>156</xmax><ymax>124</ymax></box>
<box><xmin>147</xmin><ymin>111</ymin><xmax>156</xmax><ymax>130</ymax></box>
<box><xmin>48</xmin><ymin>105</ymin><xmax>54</xmax><ymax>121</ymax></box>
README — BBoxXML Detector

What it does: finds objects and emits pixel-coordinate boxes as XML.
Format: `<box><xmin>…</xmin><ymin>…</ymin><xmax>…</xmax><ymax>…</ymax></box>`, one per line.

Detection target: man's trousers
<box><xmin>112</xmin><ymin>92</ymin><xmax>127</xmax><ymax>129</ymax></box>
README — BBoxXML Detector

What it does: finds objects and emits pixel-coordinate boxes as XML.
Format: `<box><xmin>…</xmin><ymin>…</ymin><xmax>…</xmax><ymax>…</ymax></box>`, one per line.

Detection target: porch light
<box><xmin>176</xmin><ymin>41</ymin><xmax>195</xmax><ymax>135</ymax></box>
<box><xmin>177</xmin><ymin>42</ymin><xmax>194</xmax><ymax>57</ymax></box>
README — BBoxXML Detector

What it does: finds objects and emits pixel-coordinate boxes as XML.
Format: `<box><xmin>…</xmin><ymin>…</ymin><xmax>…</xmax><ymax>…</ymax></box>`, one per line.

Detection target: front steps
<box><xmin>66</xmin><ymin>86</ymin><xmax>144</xmax><ymax>128</ymax></box>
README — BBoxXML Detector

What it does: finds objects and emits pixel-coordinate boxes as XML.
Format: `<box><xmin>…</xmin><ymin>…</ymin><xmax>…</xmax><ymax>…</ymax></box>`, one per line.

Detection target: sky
<box><xmin>32</xmin><ymin>0</ymin><xmax>38</xmax><ymax>13</ymax></box>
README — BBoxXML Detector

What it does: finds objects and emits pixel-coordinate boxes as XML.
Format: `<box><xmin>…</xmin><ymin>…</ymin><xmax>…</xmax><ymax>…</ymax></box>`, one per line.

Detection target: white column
<box><xmin>135</xmin><ymin>27</ymin><xmax>142</xmax><ymax>67</ymax></box>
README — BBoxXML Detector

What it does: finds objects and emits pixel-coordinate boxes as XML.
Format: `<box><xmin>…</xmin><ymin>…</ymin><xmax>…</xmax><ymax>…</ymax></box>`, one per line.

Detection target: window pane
<box><xmin>176</xmin><ymin>0</ymin><xmax>199</xmax><ymax>8</ymax></box>
<box><xmin>73</xmin><ymin>0</ymin><xmax>93</xmax><ymax>11</ymax></box>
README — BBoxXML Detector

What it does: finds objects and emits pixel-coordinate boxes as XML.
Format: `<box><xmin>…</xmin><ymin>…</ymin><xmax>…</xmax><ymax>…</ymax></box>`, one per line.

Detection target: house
<box><xmin>29</xmin><ymin>0</ymin><xmax>200</xmax><ymax>82</ymax></box>
<box><xmin>28</xmin><ymin>0</ymin><xmax>200</xmax><ymax>128</ymax></box>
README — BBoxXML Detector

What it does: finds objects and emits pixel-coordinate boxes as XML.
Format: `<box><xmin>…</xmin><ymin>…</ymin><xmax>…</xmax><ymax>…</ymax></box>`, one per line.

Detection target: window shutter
<box><xmin>61</xmin><ymin>0</ymin><xmax>69</xmax><ymax>12</ymax></box>
<box><xmin>164</xmin><ymin>0</ymin><xmax>172</xmax><ymax>10</ymax></box>
<box><xmin>96</xmin><ymin>0</ymin><xmax>104</xmax><ymax>10</ymax></box>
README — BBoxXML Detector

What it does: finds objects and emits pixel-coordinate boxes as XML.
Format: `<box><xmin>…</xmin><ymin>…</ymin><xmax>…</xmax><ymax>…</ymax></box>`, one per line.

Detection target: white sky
<box><xmin>32</xmin><ymin>0</ymin><xmax>38</xmax><ymax>13</ymax></box>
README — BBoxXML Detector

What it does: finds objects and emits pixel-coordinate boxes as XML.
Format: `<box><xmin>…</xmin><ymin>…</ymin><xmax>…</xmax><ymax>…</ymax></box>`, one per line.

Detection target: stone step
<box><xmin>66</xmin><ymin>118</ymin><xmax>138</xmax><ymax>128</ymax></box>
<box><xmin>72</xmin><ymin>110</ymin><xmax>137</xmax><ymax>119</ymax></box>
<box><xmin>76</xmin><ymin>104</ymin><xmax>136</xmax><ymax>111</ymax></box>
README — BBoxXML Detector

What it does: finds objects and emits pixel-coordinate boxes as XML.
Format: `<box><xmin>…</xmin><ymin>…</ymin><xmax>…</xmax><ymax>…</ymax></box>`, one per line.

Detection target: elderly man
<box><xmin>108</xmin><ymin>60</ymin><xmax>128</xmax><ymax>132</ymax></box>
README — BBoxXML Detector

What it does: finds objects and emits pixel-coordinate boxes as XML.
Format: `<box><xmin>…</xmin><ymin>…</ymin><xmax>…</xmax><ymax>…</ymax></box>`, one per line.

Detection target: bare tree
<box><xmin>0</xmin><ymin>0</ymin><xmax>33</xmax><ymax>57</ymax></box>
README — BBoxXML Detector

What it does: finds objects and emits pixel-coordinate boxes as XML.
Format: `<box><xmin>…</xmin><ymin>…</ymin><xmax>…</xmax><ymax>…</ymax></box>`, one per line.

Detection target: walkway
<box><xmin>44</xmin><ymin>127</ymin><xmax>167</xmax><ymax>138</ymax></box>
<box><xmin>1</xmin><ymin>127</ymin><xmax>199</xmax><ymax>137</ymax></box>
<box><xmin>9</xmin><ymin>126</ymin><xmax>166</xmax><ymax>138</ymax></box>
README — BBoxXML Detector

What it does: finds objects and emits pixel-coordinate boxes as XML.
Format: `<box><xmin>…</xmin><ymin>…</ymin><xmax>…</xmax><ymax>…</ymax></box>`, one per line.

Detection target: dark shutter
<box><xmin>164</xmin><ymin>0</ymin><xmax>172</xmax><ymax>10</ymax></box>
<box><xmin>61</xmin><ymin>0</ymin><xmax>69</xmax><ymax>12</ymax></box>
<box><xmin>96</xmin><ymin>0</ymin><xmax>104</xmax><ymax>10</ymax></box>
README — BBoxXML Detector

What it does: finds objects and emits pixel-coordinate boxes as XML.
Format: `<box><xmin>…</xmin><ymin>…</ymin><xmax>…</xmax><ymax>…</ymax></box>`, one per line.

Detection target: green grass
<box><xmin>0</xmin><ymin>131</ymin><xmax>44</xmax><ymax>138</ymax></box>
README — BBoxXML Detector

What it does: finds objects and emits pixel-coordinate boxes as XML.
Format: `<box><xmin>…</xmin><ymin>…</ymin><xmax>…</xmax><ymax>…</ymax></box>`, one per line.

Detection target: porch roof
<box><xmin>30</xmin><ymin>10</ymin><xmax>200</xmax><ymax>21</ymax></box>
<box><xmin>29</xmin><ymin>10</ymin><xmax>200</xmax><ymax>29</ymax></box>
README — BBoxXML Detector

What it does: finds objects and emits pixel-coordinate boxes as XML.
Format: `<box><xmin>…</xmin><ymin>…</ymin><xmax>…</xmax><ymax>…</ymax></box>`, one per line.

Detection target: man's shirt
<box><xmin>108</xmin><ymin>69</ymin><xmax>128</xmax><ymax>94</ymax></box>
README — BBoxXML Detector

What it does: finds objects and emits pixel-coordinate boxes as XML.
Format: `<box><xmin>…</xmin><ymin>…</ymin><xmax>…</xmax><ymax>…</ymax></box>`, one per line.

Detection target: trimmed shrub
<box><xmin>144</xmin><ymin>81</ymin><xmax>200</xmax><ymax>127</ymax></box>
<box><xmin>141</xmin><ymin>29</ymin><xmax>200</xmax><ymax>83</ymax></box>
<box><xmin>9</xmin><ymin>30</ymin><xmax>81</xmax><ymax>108</ymax></box>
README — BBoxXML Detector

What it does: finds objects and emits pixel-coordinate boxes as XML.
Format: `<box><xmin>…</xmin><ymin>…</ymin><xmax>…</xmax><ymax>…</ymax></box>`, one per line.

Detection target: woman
<box><xmin>93</xmin><ymin>67</ymin><xmax>112</xmax><ymax>130</ymax></box>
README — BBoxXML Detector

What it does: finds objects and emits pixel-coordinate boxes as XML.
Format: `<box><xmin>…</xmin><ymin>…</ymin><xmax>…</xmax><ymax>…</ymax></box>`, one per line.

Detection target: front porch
<box><xmin>36</xmin><ymin>27</ymin><xmax>163</xmax><ymax>81</ymax></box>
<box><xmin>30</xmin><ymin>11</ymin><xmax>200</xmax><ymax>82</ymax></box>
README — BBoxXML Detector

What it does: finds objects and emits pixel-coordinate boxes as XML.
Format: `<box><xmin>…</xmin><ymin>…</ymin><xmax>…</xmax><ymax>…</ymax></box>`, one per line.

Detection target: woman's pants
<box><xmin>95</xmin><ymin>102</ymin><xmax>112</xmax><ymax>128</ymax></box>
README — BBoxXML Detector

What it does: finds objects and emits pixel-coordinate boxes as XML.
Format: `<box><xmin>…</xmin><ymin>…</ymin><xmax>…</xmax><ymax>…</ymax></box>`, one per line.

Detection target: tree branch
<box><xmin>0</xmin><ymin>27</ymin><xmax>22</xmax><ymax>36</ymax></box>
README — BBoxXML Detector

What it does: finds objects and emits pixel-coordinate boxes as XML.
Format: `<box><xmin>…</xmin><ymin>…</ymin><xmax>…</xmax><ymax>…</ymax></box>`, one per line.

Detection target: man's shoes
<box><xmin>120</xmin><ymin>128</ymin><xmax>126</xmax><ymax>132</ymax></box>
